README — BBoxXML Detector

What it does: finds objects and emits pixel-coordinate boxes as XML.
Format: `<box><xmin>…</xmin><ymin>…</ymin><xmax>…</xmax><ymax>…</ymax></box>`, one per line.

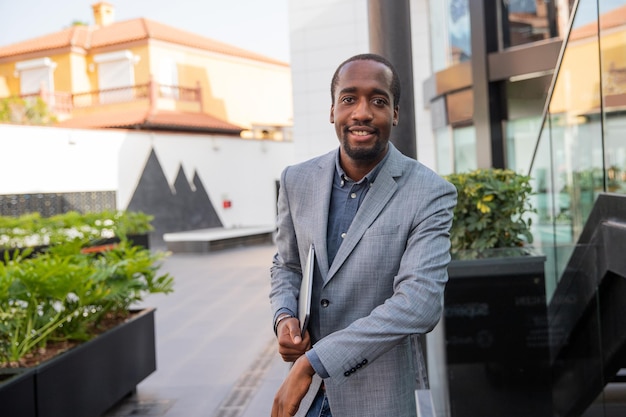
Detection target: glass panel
<box><xmin>531</xmin><ymin>0</ymin><xmax>603</xmax><ymax>260</ymax></box>
<box><xmin>528</xmin><ymin>1</ymin><xmax>626</xmax><ymax>416</ymax></box>
<box><xmin>500</xmin><ymin>0</ymin><xmax>560</xmax><ymax>48</ymax></box>
<box><xmin>429</xmin><ymin>0</ymin><xmax>449</xmax><ymax>72</ymax></box>
<box><xmin>452</xmin><ymin>125</ymin><xmax>477</xmax><ymax>172</ymax></box>
<box><xmin>428</xmin><ymin>0</ymin><xmax>471</xmax><ymax>72</ymax></box>
<box><xmin>448</xmin><ymin>0</ymin><xmax>471</xmax><ymax>64</ymax></box>
<box><xmin>600</xmin><ymin>1</ymin><xmax>626</xmax><ymax>196</ymax></box>
<box><xmin>506</xmin><ymin>73</ymin><xmax>552</xmax><ymax>172</ymax></box>
<box><xmin>506</xmin><ymin>116</ymin><xmax>545</xmax><ymax>172</ymax></box>
<box><xmin>435</xmin><ymin>127</ymin><xmax>454</xmax><ymax>175</ymax></box>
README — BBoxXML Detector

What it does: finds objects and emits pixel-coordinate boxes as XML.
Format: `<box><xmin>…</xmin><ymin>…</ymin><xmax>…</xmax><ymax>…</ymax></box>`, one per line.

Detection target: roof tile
<box><xmin>0</xmin><ymin>17</ymin><xmax>287</xmax><ymax>66</ymax></box>
<box><xmin>55</xmin><ymin>108</ymin><xmax>243</xmax><ymax>134</ymax></box>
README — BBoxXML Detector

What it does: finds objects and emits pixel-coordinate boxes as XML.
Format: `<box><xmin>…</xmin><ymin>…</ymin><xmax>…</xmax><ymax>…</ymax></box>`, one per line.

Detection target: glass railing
<box><xmin>525</xmin><ymin>2</ymin><xmax>626</xmax><ymax>415</ymax></box>
<box><xmin>529</xmin><ymin>0</ymin><xmax>626</xmax><ymax>299</ymax></box>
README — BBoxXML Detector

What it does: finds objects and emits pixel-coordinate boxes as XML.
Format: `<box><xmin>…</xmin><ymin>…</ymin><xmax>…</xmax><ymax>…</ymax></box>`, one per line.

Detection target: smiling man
<box><xmin>270</xmin><ymin>54</ymin><xmax>457</xmax><ymax>417</ymax></box>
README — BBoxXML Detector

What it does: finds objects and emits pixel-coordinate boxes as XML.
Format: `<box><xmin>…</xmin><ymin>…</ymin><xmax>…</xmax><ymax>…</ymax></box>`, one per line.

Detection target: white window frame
<box><xmin>15</xmin><ymin>57</ymin><xmax>56</xmax><ymax>95</ymax></box>
<box><xmin>93</xmin><ymin>50</ymin><xmax>140</xmax><ymax>103</ymax></box>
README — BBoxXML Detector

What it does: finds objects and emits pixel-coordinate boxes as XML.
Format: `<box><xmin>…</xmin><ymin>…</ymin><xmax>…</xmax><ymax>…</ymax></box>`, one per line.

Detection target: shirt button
<box><xmin>341</xmin><ymin>232</ymin><xmax>346</xmax><ymax>239</ymax></box>
<box><xmin>350</xmin><ymin>193</ymin><xmax>357</xmax><ymax>199</ymax></box>
<box><xmin>321</xmin><ymin>299</ymin><xmax>330</xmax><ymax>308</ymax></box>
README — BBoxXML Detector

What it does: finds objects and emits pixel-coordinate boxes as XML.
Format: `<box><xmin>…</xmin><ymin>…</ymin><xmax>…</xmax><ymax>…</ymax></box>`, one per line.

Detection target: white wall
<box><xmin>0</xmin><ymin>124</ymin><xmax>295</xmax><ymax>228</ymax></box>
<box><xmin>0</xmin><ymin>124</ymin><xmax>125</xmax><ymax>194</ymax></box>
<box><xmin>288</xmin><ymin>0</ymin><xmax>370</xmax><ymax>162</ymax></box>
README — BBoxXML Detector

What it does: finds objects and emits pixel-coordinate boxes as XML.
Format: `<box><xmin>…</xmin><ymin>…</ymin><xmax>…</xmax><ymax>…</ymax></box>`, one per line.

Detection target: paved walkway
<box><xmin>102</xmin><ymin>243</ymin><xmax>287</xmax><ymax>417</ymax></box>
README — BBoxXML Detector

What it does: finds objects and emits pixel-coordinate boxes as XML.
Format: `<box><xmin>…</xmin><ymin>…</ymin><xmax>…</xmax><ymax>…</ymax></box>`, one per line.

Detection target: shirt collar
<box><xmin>334</xmin><ymin>147</ymin><xmax>390</xmax><ymax>185</ymax></box>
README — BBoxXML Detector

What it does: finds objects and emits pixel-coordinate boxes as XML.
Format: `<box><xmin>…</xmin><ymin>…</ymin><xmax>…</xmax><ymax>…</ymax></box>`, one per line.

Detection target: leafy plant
<box><xmin>0</xmin><ymin>212</ymin><xmax>172</xmax><ymax>367</ymax></box>
<box><xmin>0</xmin><ymin>210</ymin><xmax>154</xmax><ymax>249</ymax></box>
<box><xmin>445</xmin><ymin>168</ymin><xmax>535</xmax><ymax>259</ymax></box>
<box><xmin>108</xmin><ymin>210</ymin><xmax>155</xmax><ymax>238</ymax></box>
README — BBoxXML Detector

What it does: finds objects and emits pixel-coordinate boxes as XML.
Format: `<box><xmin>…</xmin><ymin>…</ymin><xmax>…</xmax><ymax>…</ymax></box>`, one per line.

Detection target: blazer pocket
<box><xmin>363</xmin><ymin>224</ymin><xmax>400</xmax><ymax>237</ymax></box>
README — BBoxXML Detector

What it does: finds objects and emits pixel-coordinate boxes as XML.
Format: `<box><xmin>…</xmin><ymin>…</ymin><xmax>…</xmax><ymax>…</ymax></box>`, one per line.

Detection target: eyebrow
<box><xmin>338</xmin><ymin>86</ymin><xmax>391</xmax><ymax>100</ymax></box>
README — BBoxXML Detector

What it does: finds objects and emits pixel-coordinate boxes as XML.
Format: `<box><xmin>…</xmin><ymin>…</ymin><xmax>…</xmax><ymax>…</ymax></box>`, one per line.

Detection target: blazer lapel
<box><xmin>310</xmin><ymin>152</ymin><xmax>335</xmax><ymax>279</ymax></box>
<box><xmin>325</xmin><ymin>145</ymin><xmax>405</xmax><ymax>283</ymax></box>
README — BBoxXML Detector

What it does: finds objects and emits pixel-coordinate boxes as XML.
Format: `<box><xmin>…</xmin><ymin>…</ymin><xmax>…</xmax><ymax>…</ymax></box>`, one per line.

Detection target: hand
<box><xmin>271</xmin><ymin>354</ymin><xmax>315</xmax><ymax>417</ymax></box>
<box><xmin>277</xmin><ymin>317</ymin><xmax>311</xmax><ymax>362</ymax></box>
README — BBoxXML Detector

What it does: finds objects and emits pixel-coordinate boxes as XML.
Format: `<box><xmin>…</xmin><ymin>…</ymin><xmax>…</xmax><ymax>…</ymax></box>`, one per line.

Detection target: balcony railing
<box><xmin>21</xmin><ymin>79</ymin><xmax>203</xmax><ymax>116</ymax></box>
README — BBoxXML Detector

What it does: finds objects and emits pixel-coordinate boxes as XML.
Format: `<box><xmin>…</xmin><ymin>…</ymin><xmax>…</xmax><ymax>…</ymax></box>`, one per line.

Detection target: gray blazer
<box><xmin>270</xmin><ymin>143</ymin><xmax>457</xmax><ymax>417</ymax></box>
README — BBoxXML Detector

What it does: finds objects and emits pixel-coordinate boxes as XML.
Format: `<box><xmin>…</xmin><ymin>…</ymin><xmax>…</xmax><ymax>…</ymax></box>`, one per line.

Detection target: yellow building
<box><xmin>0</xmin><ymin>2</ymin><xmax>293</xmax><ymax>139</ymax></box>
<box><xmin>549</xmin><ymin>4</ymin><xmax>626</xmax><ymax>119</ymax></box>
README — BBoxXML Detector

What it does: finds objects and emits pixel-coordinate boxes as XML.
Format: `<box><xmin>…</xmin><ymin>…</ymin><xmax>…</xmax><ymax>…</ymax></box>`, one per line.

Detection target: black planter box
<box><xmin>0</xmin><ymin>307</ymin><xmax>156</xmax><ymax>417</ymax></box>
<box><xmin>0</xmin><ymin>368</ymin><xmax>37</xmax><ymax>417</ymax></box>
<box><xmin>444</xmin><ymin>254</ymin><xmax>552</xmax><ymax>417</ymax></box>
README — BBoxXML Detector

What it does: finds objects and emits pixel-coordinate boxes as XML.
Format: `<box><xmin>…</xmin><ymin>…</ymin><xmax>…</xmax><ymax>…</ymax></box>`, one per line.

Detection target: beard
<box><xmin>341</xmin><ymin>134</ymin><xmax>387</xmax><ymax>162</ymax></box>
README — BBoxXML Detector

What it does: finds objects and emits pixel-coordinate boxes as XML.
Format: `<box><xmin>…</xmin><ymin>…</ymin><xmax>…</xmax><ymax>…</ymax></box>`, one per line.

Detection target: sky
<box><xmin>0</xmin><ymin>0</ymin><xmax>291</xmax><ymax>62</ymax></box>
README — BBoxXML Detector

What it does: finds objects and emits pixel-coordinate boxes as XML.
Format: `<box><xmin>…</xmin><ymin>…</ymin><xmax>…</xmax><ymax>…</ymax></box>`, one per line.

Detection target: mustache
<box><xmin>345</xmin><ymin>124</ymin><xmax>377</xmax><ymax>132</ymax></box>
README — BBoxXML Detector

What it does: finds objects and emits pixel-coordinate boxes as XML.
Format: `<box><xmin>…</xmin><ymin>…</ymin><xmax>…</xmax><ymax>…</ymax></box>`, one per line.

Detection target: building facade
<box><xmin>0</xmin><ymin>2</ymin><xmax>293</xmax><ymax>139</ymax></box>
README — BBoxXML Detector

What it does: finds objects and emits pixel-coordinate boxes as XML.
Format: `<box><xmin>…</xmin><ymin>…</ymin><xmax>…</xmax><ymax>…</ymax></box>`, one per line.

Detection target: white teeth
<box><xmin>352</xmin><ymin>130</ymin><xmax>369</xmax><ymax>136</ymax></box>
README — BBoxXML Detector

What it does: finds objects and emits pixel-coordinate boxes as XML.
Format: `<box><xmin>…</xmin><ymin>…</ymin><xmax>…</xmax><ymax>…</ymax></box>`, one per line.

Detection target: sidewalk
<box><xmin>102</xmin><ymin>243</ymin><xmax>288</xmax><ymax>417</ymax></box>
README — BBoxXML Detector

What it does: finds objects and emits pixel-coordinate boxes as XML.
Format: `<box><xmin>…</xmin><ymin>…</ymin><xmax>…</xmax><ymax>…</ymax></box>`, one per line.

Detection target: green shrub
<box><xmin>445</xmin><ymin>168</ymin><xmax>535</xmax><ymax>259</ymax></box>
<box><xmin>0</xmin><ymin>210</ymin><xmax>154</xmax><ymax>249</ymax></box>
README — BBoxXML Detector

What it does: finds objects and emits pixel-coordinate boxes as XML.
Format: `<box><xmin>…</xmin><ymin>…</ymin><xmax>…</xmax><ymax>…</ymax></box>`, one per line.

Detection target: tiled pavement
<box><xmin>102</xmin><ymin>243</ymin><xmax>287</xmax><ymax>417</ymax></box>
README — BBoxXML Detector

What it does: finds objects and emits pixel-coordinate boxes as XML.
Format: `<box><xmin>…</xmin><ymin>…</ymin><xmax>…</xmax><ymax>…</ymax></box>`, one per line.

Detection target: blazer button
<box><xmin>320</xmin><ymin>299</ymin><xmax>330</xmax><ymax>307</ymax></box>
<box><xmin>344</xmin><ymin>370</ymin><xmax>351</xmax><ymax>377</ymax></box>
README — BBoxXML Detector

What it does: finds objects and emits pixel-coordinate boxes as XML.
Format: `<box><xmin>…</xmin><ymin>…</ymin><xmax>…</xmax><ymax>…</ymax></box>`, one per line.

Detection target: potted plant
<box><xmin>0</xmin><ymin>212</ymin><xmax>173</xmax><ymax>417</ymax></box>
<box><xmin>445</xmin><ymin>168</ymin><xmax>535</xmax><ymax>259</ymax></box>
<box><xmin>441</xmin><ymin>168</ymin><xmax>551</xmax><ymax>417</ymax></box>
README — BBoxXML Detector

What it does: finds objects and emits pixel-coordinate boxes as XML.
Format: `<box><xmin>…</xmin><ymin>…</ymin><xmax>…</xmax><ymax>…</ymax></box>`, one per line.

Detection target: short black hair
<box><xmin>330</xmin><ymin>53</ymin><xmax>401</xmax><ymax>108</ymax></box>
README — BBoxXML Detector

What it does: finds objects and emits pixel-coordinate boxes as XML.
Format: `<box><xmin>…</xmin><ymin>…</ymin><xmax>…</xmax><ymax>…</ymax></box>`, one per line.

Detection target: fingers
<box><xmin>278</xmin><ymin>330</ymin><xmax>311</xmax><ymax>362</ymax></box>
<box><xmin>288</xmin><ymin>321</ymin><xmax>302</xmax><ymax>344</ymax></box>
<box><xmin>277</xmin><ymin>319</ymin><xmax>308</xmax><ymax>362</ymax></box>
<box><xmin>278</xmin><ymin>318</ymin><xmax>302</xmax><ymax>344</ymax></box>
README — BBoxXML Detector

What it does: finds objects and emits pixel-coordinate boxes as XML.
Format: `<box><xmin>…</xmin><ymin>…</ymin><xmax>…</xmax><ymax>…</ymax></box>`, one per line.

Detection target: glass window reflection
<box><xmin>501</xmin><ymin>0</ymin><xmax>561</xmax><ymax>48</ymax></box>
<box><xmin>429</xmin><ymin>0</ymin><xmax>471</xmax><ymax>72</ymax></box>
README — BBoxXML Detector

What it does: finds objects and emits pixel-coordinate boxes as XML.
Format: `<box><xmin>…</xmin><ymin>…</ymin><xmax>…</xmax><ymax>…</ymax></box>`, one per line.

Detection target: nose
<box><xmin>351</xmin><ymin>99</ymin><xmax>373</xmax><ymax>121</ymax></box>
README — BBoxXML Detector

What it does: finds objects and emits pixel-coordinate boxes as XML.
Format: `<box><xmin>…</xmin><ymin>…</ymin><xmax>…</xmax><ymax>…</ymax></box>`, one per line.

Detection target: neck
<box><xmin>340</xmin><ymin>153</ymin><xmax>383</xmax><ymax>182</ymax></box>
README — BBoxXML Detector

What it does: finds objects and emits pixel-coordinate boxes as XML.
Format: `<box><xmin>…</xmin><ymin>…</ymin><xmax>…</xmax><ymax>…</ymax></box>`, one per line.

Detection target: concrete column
<box><xmin>368</xmin><ymin>0</ymin><xmax>417</xmax><ymax>159</ymax></box>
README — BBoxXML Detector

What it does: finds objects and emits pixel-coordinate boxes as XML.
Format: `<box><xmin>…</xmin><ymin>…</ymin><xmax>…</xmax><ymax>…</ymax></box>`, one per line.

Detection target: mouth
<box><xmin>347</xmin><ymin>126</ymin><xmax>376</xmax><ymax>139</ymax></box>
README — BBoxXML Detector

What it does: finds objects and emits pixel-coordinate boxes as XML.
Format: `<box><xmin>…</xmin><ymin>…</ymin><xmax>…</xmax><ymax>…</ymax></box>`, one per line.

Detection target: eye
<box><xmin>372</xmin><ymin>98</ymin><xmax>388</xmax><ymax>107</ymax></box>
<box><xmin>341</xmin><ymin>96</ymin><xmax>355</xmax><ymax>104</ymax></box>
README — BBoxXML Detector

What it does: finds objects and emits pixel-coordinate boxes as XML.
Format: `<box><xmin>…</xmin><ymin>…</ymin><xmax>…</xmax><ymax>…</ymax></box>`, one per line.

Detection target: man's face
<box><xmin>330</xmin><ymin>59</ymin><xmax>399</xmax><ymax>164</ymax></box>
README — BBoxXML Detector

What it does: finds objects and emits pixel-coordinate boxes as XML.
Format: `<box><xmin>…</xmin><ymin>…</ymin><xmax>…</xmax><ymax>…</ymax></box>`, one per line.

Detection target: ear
<box><xmin>392</xmin><ymin>105</ymin><xmax>399</xmax><ymax>126</ymax></box>
<box><xmin>330</xmin><ymin>105</ymin><xmax>335</xmax><ymax>123</ymax></box>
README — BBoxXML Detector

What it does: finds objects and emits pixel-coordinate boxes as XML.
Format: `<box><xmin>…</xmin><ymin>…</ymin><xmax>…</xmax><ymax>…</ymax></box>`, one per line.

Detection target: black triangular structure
<box><xmin>127</xmin><ymin>149</ymin><xmax>222</xmax><ymax>248</ymax></box>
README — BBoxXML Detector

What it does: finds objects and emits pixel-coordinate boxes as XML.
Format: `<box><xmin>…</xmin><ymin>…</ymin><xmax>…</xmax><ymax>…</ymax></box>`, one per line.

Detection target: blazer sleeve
<box><xmin>269</xmin><ymin>166</ymin><xmax>302</xmax><ymax>324</ymax></box>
